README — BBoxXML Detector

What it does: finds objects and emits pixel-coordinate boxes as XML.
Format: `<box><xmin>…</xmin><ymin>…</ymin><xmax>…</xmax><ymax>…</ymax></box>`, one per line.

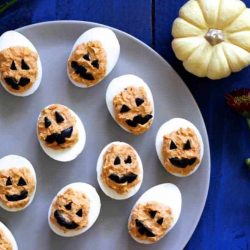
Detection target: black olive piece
<box><xmin>149</xmin><ymin>210</ymin><xmax>157</xmax><ymax>218</ymax></box>
<box><xmin>17</xmin><ymin>177</ymin><xmax>27</xmax><ymax>186</ymax></box>
<box><xmin>135</xmin><ymin>219</ymin><xmax>155</xmax><ymax>237</ymax></box>
<box><xmin>83</xmin><ymin>53</ymin><xmax>90</xmax><ymax>61</ymax></box>
<box><xmin>114</xmin><ymin>156</ymin><xmax>121</xmax><ymax>165</ymax></box>
<box><xmin>109</xmin><ymin>173</ymin><xmax>137</xmax><ymax>184</ymax></box>
<box><xmin>5</xmin><ymin>190</ymin><xmax>28</xmax><ymax>202</ymax></box>
<box><xmin>55</xmin><ymin>111</ymin><xmax>64</xmax><ymax>123</ymax></box>
<box><xmin>44</xmin><ymin>117</ymin><xmax>51</xmax><ymax>128</ymax></box>
<box><xmin>157</xmin><ymin>218</ymin><xmax>164</xmax><ymax>225</ymax></box>
<box><xmin>19</xmin><ymin>77</ymin><xmax>30</xmax><ymax>87</ymax></box>
<box><xmin>170</xmin><ymin>140</ymin><xmax>177</xmax><ymax>150</ymax></box>
<box><xmin>135</xmin><ymin>98</ymin><xmax>144</xmax><ymax>106</ymax></box>
<box><xmin>124</xmin><ymin>155</ymin><xmax>132</xmax><ymax>164</ymax></box>
<box><xmin>65</xmin><ymin>202</ymin><xmax>72</xmax><ymax>210</ymax></box>
<box><xmin>76</xmin><ymin>209</ymin><xmax>83</xmax><ymax>217</ymax></box>
<box><xmin>61</xmin><ymin>127</ymin><xmax>73</xmax><ymax>138</ymax></box>
<box><xmin>125</xmin><ymin>173</ymin><xmax>137</xmax><ymax>183</ymax></box>
<box><xmin>6</xmin><ymin>177</ymin><xmax>12</xmax><ymax>186</ymax></box>
<box><xmin>45</xmin><ymin>133</ymin><xmax>59</xmax><ymax>144</ymax></box>
<box><xmin>71</xmin><ymin>61</ymin><xmax>95</xmax><ymax>80</ymax></box>
<box><xmin>10</xmin><ymin>61</ymin><xmax>17</xmax><ymax>70</ymax></box>
<box><xmin>183</xmin><ymin>140</ymin><xmax>191</xmax><ymax>150</ymax></box>
<box><xmin>134</xmin><ymin>114</ymin><xmax>153</xmax><ymax>125</ymax></box>
<box><xmin>56</xmin><ymin>135</ymin><xmax>66</xmax><ymax>144</ymax></box>
<box><xmin>120</xmin><ymin>105</ymin><xmax>130</xmax><ymax>113</ymax></box>
<box><xmin>169</xmin><ymin>157</ymin><xmax>197</xmax><ymax>168</ymax></box>
<box><xmin>21</xmin><ymin>59</ymin><xmax>30</xmax><ymax>70</ymax></box>
<box><xmin>54</xmin><ymin>210</ymin><xmax>79</xmax><ymax>229</ymax></box>
<box><xmin>126</xmin><ymin>120</ymin><xmax>137</xmax><ymax>127</ymax></box>
<box><xmin>4</xmin><ymin>77</ymin><xmax>19</xmax><ymax>90</ymax></box>
<box><xmin>91</xmin><ymin>60</ymin><xmax>99</xmax><ymax>69</ymax></box>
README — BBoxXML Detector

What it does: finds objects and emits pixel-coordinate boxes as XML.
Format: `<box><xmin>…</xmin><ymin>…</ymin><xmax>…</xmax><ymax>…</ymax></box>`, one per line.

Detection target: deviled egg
<box><xmin>0</xmin><ymin>222</ymin><xmax>18</xmax><ymax>250</ymax></box>
<box><xmin>37</xmin><ymin>104</ymin><xmax>86</xmax><ymax>162</ymax></box>
<box><xmin>156</xmin><ymin>118</ymin><xmax>204</xmax><ymax>177</ymax></box>
<box><xmin>128</xmin><ymin>183</ymin><xmax>182</xmax><ymax>244</ymax></box>
<box><xmin>96</xmin><ymin>141</ymin><xmax>143</xmax><ymax>200</ymax></box>
<box><xmin>67</xmin><ymin>27</ymin><xmax>120</xmax><ymax>88</ymax></box>
<box><xmin>48</xmin><ymin>182</ymin><xmax>101</xmax><ymax>237</ymax></box>
<box><xmin>106</xmin><ymin>74</ymin><xmax>154</xmax><ymax>135</ymax></box>
<box><xmin>0</xmin><ymin>155</ymin><xmax>36</xmax><ymax>212</ymax></box>
<box><xmin>0</xmin><ymin>30</ymin><xmax>42</xmax><ymax>96</ymax></box>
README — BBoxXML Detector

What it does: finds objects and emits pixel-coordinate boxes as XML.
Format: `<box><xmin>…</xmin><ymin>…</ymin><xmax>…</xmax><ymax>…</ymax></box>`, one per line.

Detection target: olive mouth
<box><xmin>108</xmin><ymin>173</ymin><xmax>138</xmax><ymax>184</ymax></box>
<box><xmin>135</xmin><ymin>219</ymin><xmax>156</xmax><ymax>237</ymax></box>
<box><xmin>71</xmin><ymin>61</ymin><xmax>94</xmax><ymax>81</ymax></box>
<box><xmin>54</xmin><ymin>210</ymin><xmax>79</xmax><ymax>230</ymax></box>
<box><xmin>126</xmin><ymin>114</ymin><xmax>153</xmax><ymax>128</ymax></box>
<box><xmin>45</xmin><ymin>126</ymin><xmax>73</xmax><ymax>145</ymax></box>
<box><xmin>4</xmin><ymin>77</ymin><xmax>30</xmax><ymax>90</ymax></box>
<box><xmin>5</xmin><ymin>190</ymin><xmax>28</xmax><ymax>202</ymax></box>
<box><xmin>169</xmin><ymin>157</ymin><xmax>197</xmax><ymax>168</ymax></box>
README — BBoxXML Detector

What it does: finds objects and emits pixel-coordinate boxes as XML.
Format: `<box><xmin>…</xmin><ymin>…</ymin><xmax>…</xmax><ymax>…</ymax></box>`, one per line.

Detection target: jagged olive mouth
<box><xmin>4</xmin><ymin>77</ymin><xmax>30</xmax><ymax>90</ymax></box>
<box><xmin>125</xmin><ymin>114</ymin><xmax>153</xmax><ymax>128</ymax></box>
<box><xmin>108</xmin><ymin>173</ymin><xmax>138</xmax><ymax>184</ymax></box>
<box><xmin>54</xmin><ymin>210</ymin><xmax>79</xmax><ymax>230</ymax></box>
<box><xmin>135</xmin><ymin>219</ymin><xmax>156</xmax><ymax>237</ymax></box>
<box><xmin>71</xmin><ymin>61</ymin><xmax>95</xmax><ymax>81</ymax></box>
<box><xmin>5</xmin><ymin>190</ymin><xmax>28</xmax><ymax>202</ymax></box>
<box><xmin>45</xmin><ymin>126</ymin><xmax>73</xmax><ymax>145</ymax></box>
<box><xmin>169</xmin><ymin>157</ymin><xmax>197</xmax><ymax>168</ymax></box>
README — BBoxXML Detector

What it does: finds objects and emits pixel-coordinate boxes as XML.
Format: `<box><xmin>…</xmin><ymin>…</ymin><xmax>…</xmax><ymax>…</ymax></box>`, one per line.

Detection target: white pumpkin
<box><xmin>172</xmin><ymin>0</ymin><xmax>250</xmax><ymax>80</ymax></box>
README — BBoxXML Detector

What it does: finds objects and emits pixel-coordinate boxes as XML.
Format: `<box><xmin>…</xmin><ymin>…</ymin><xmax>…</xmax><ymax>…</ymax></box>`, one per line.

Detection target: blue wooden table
<box><xmin>1</xmin><ymin>0</ymin><xmax>250</xmax><ymax>249</ymax></box>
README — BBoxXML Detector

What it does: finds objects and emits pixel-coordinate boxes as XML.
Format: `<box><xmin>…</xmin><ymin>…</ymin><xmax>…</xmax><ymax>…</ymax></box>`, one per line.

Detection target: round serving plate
<box><xmin>0</xmin><ymin>21</ymin><xmax>210</xmax><ymax>250</ymax></box>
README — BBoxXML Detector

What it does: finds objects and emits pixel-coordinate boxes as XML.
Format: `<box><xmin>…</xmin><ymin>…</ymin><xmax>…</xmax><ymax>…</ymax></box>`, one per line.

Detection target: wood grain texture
<box><xmin>0</xmin><ymin>0</ymin><xmax>250</xmax><ymax>249</ymax></box>
<box><xmin>154</xmin><ymin>0</ymin><xmax>250</xmax><ymax>249</ymax></box>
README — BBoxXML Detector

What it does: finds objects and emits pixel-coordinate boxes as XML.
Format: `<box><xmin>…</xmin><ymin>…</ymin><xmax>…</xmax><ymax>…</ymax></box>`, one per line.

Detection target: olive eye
<box><xmin>149</xmin><ymin>210</ymin><xmax>157</xmax><ymax>218</ymax></box>
<box><xmin>157</xmin><ymin>218</ymin><xmax>163</xmax><ymax>225</ymax></box>
<box><xmin>64</xmin><ymin>202</ymin><xmax>72</xmax><ymax>210</ymax></box>
<box><xmin>83</xmin><ymin>53</ymin><xmax>90</xmax><ymax>61</ymax></box>
<box><xmin>124</xmin><ymin>156</ymin><xmax>132</xmax><ymax>164</ymax></box>
<box><xmin>10</xmin><ymin>61</ymin><xmax>17</xmax><ymax>70</ymax></box>
<box><xmin>76</xmin><ymin>209</ymin><xmax>83</xmax><ymax>217</ymax></box>
<box><xmin>183</xmin><ymin>140</ymin><xmax>191</xmax><ymax>150</ymax></box>
<box><xmin>17</xmin><ymin>177</ymin><xmax>27</xmax><ymax>186</ymax></box>
<box><xmin>114</xmin><ymin>157</ymin><xmax>120</xmax><ymax>165</ymax></box>
<box><xmin>55</xmin><ymin>111</ymin><xmax>64</xmax><ymax>123</ymax></box>
<box><xmin>91</xmin><ymin>60</ymin><xmax>99</xmax><ymax>69</ymax></box>
<box><xmin>6</xmin><ymin>177</ymin><xmax>12</xmax><ymax>186</ymax></box>
<box><xmin>135</xmin><ymin>98</ymin><xmax>144</xmax><ymax>106</ymax></box>
<box><xmin>44</xmin><ymin>117</ymin><xmax>51</xmax><ymax>128</ymax></box>
<box><xmin>21</xmin><ymin>59</ymin><xmax>30</xmax><ymax>70</ymax></box>
<box><xmin>170</xmin><ymin>140</ymin><xmax>177</xmax><ymax>150</ymax></box>
<box><xmin>120</xmin><ymin>105</ymin><xmax>130</xmax><ymax>113</ymax></box>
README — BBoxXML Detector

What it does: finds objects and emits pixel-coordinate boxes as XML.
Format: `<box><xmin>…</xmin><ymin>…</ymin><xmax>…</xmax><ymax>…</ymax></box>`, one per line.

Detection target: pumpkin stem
<box><xmin>205</xmin><ymin>29</ymin><xmax>224</xmax><ymax>46</ymax></box>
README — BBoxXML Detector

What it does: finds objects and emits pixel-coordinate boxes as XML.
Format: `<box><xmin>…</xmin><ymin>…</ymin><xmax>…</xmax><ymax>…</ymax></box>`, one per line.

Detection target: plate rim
<box><xmin>15</xmin><ymin>20</ymin><xmax>211</xmax><ymax>249</ymax></box>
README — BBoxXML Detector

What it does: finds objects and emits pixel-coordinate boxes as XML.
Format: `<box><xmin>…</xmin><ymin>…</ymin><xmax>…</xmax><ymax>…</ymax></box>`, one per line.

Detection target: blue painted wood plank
<box><xmin>154</xmin><ymin>0</ymin><xmax>250</xmax><ymax>249</ymax></box>
<box><xmin>0</xmin><ymin>0</ymin><xmax>152</xmax><ymax>46</ymax></box>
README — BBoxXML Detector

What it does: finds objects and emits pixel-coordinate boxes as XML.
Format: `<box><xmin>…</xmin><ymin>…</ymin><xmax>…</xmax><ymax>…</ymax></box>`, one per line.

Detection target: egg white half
<box><xmin>67</xmin><ymin>27</ymin><xmax>120</xmax><ymax>88</ymax></box>
<box><xmin>155</xmin><ymin>118</ymin><xmax>204</xmax><ymax>177</ymax></box>
<box><xmin>96</xmin><ymin>141</ymin><xmax>143</xmax><ymax>200</ymax></box>
<box><xmin>48</xmin><ymin>182</ymin><xmax>101</xmax><ymax>237</ymax></box>
<box><xmin>0</xmin><ymin>155</ymin><xmax>36</xmax><ymax>212</ymax></box>
<box><xmin>128</xmin><ymin>183</ymin><xmax>182</xmax><ymax>244</ymax></box>
<box><xmin>106</xmin><ymin>74</ymin><xmax>154</xmax><ymax>133</ymax></box>
<box><xmin>0</xmin><ymin>222</ymin><xmax>18</xmax><ymax>250</ymax></box>
<box><xmin>37</xmin><ymin>104</ymin><xmax>86</xmax><ymax>162</ymax></box>
<box><xmin>0</xmin><ymin>30</ymin><xmax>42</xmax><ymax>97</ymax></box>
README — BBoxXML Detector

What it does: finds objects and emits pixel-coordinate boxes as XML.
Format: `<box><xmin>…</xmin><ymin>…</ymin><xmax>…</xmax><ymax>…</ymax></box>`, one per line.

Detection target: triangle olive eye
<box><xmin>157</xmin><ymin>218</ymin><xmax>164</xmax><ymax>225</ymax></box>
<box><xmin>120</xmin><ymin>105</ymin><xmax>130</xmax><ymax>113</ymax></box>
<box><xmin>21</xmin><ymin>59</ymin><xmax>30</xmax><ymax>70</ymax></box>
<box><xmin>18</xmin><ymin>177</ymin><xmax>27</xmax><ymax>186</ymax></box>
<box><xmin>114</xmin><ymin>156</ymin><xmax>120</xmax><ymax>165</ymax></box>
<box><xmin>135</xmin><ymin>98</ymin><xmax>144</xmax><ymax>106</ymax></box>
<box><xmin>183</xmin><ymin>140</ymin><xmax>191</xmax><ymax>150</ymax></box>
<box><xmin>10</xmin><ymin>61</ymin><xmax>17</xmax><ymax>70</ymax></box>
<box><xmin>6</xmin><ymin>177</ymin><xmax>12</xmax><ymax>186</ymax></box>
<box><xmin>65</xmin><ymin>202</ymin><xmax>72</xmax><ymax>210</ymax></box>
<box><xmin>149</xmin><ymin>210</ymin><xmax>157</xmax><ymax>218</ymax></box>
<box><xmin>170</xmin><ymin>141</ymin><xmax>177</xmax><ymax>150</ymax></box>
<box><xmin>76</xmin><ymin>209</ymin><xmax>83</xmax><ymax>217</ymax></box>
<box><xmin>83</xmin><ymin>53</ymin><xmax>90</xmax><ymax>61</ymax></box>
<box><xmin>44</xmin><ymin>117</ymin><xmax>51</xmax><ymax>128</ymax></box>
<box><xmin>124</xmin><ymin>156</ymin><xmax>132</xmax><ymax>164</ymax></box>
<box><xmin>55</xmin><ymin>111</ymin><xmax>64</xmax><ymax>123</ymax></box>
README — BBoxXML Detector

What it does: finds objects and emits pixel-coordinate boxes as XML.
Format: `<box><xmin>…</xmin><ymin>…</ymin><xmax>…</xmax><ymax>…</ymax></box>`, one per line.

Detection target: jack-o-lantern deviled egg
<box><xmin>37</xmin><ymin>104</ymin><xmax>86</xmax><ymax>162</ymax></box>
<box><xmin>96</xmin><ymin>142</ymin><xmax>143</xmax><ymax>200</ymax></box>
<box><xmin>48</xmin><ymin>183</ymin><xmax>101</xmax><ymax>237</ymax></box>
<box><xmin>0</xmin><ymin>222</ymin><xmax>18</xmax><ymax>250</ymax></box>
<box><xmin>156</xmin><ymin>118</ymin><xmax>204</xmax><ymax>177</ymax></box>
<box><xmin>0</xmin><ymin>31</ymin><xmax>42</xmax><ymax>96</ymax></box>
<box><xmin>0</xmin><ymin>155</ymin><xmax>36</xmax><ymax>212</ymax></box>
<box><xmin>67</xmin><ymin>27</ymin><xmax>120</xmax><ymax>88</ymax></box>
<box><xmin>106</xmin><ymin>75</ymin><xmax>154</xmax><ymax>135</ymax></box>
<box><xmin>128</xmin><ymin>183</ymin><xmax>182</xmax><ymax>244</ymax></box>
